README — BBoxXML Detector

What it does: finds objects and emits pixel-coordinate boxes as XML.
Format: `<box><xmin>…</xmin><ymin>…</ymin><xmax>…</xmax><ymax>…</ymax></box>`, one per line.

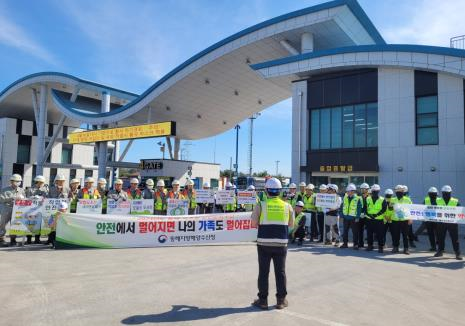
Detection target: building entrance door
<box><xmin>329</xmin><ymin>177</ymin><xmax>348</xmax><ymax>193</ymax></box>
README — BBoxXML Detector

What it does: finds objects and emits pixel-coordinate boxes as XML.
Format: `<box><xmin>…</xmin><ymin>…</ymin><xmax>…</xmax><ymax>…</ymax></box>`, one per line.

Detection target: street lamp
<box><xmin>234</xmin><ymin>125</ymin><xmax>240</xmax><ymax>188</ymax></box>
<box><xmin>157</xmin><ymin>141</ymin><xmax>165</xmax><ymax>160</ymax></box>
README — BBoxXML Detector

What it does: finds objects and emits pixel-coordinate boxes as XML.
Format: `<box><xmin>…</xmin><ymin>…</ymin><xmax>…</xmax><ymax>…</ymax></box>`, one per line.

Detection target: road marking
<box><xmin>275</xmin><ymin>309</ymin><xmax>350</xmax><ymax>326</ymax></box>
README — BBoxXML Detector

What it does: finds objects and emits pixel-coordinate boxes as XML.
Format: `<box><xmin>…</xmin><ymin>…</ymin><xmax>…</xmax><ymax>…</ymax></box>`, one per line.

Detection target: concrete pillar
<box><xmin>291</xmin><ymin>80</ymin><xmax>308</xmax><ymax>184</ymax></box>
<box><xmin>98</xmin><ymin>92</ymin><xmax>110</xmax><ymax>179</ymax></box>
<box><xmin>112</xmin><ymin>140</ymin><xmax>120</xmax><ymax>185</ymax></box>
<box><xmin>301</xmin><ymin>32</ymin><xmax>314</xmax><ymax>54</ymax></box>
<box><xmin>36</xmin><ymin>84</ymin><xmax>48</xmax><ymax>176</ymax></box>
<box><xmin>173</xmin><ymin>138</ymin><xmax>180</xmax><ymax>160</ymax></box>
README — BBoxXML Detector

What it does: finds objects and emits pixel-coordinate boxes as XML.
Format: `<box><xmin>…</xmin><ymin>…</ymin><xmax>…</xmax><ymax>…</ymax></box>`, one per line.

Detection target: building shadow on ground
<box><xmin>121</xmin><ymin>305</ymin><xmax>260</xmax><ymax>324</ymax></box>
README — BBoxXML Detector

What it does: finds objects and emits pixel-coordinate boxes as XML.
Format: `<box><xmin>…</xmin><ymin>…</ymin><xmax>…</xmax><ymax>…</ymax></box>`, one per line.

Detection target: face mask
<box><xmin>396</xmin><ymin>192</ymin><xmax>403</xmax><ymax>199</ymax></box>
<box><xmin>385</xmin><ymin>195</ymin><xmax>392</xmax><ymax>199</ymax></box>
<box><xmin>429</xmin><ymin>193</ymin><xmax>437</xmax><ymax>199</ymax></box>
<box><xmin>13</xmin><ymin>182</ymin><xmax>21</xmax><ymax>187</ymax></box>
<box><xmin>371</xmin><ymin>191</ymin><xmax>379</xmax><ymax>197</ymax></box>
<box><xmin>442</xmin><ymin>192</ymin><xmax>451</xmax><ymax>200</ymax></box>
<box><xmin>147</xmin><ymin>185</ymin><xmax>154</xmax><ymax>190</ymax></box>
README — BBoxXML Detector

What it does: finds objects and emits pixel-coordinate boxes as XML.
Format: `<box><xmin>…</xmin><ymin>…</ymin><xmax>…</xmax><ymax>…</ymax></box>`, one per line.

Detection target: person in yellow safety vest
<box><xmin>108</xmin><ymin>179</ymin><xmax>129</xmax><ymax>201</ymax></box>
<box><xmin>244</xmin><ymin>185</ymin><xmax>258</xmax><ymax>212</ymax></box>
<box><xmin>340</xmin><ymin>183</ymin><xmax>362</xmax><ymax>249</ymax></box>
<box><xmin>402</xmin><ymin>184</ymin><xmax>417</xmax><ymax>248</ymax></box>
<box><xmin>25</xmin><ymin>175</ymin><xmax>49</xmax><ymax>245</ymax></box>
<box><xmin>143</xmin><ymin>179</ymin><xmax>155</xmax><ymax>199</ymax></box>
<box><xmin>154</xmin><ymin>180</ymin><xmax>167</xmax><ymax>215</ymax></box>
<box><xmin>383</xmin><ymin>189</ymin><xmax>394</xmax><ymax>245</ymax></box>
<box><xmin>357</xmin><ymin>183</ymin><xmax>370</xmax><ymax>248</ymax></box>
<box><xmin>223</xmin><ymin>182</ymin><xmax>237</xmax><ymax>212</ymax></box>
<box><xmin>168</xmin><ymin>180</ymin><xmax>185</xmax><ymax>200</ymax></box>
<box><xmin>127</xmin><ymin>178</ymin><xmax>142</xmax><ymax>199</ymax></box>
<box><xmin>97</xmin><ymin>178</ymin><xmax>108</xmax><ymax>214</ymax></box>
<box><xmin>47</xmin><ymin>201</ymin><xmax>68</xmax><ymax>248</ymax></box>
<box><xmin>302</xmin><ymin>184</ymin><xmax>317</xmax><ymax>242</ymax></box>
<box><xmin>251</xmin><ymin>177</ymin><xmax>294</xmax><ymax>310</ymax></box>
<box><xmin>296</xmin><ymin>182</ymin><xmax>306</xmax><ymax>202</ymax></box>
<box><xmin>290</xmin><ymin>201</ymin><xmax>306</xmax><ymax>246</ymax></box>
<box><xmin>285</xmin><ymin>183</ymin><xmax>297</xmax><ymax>207</ymax></box>
<box><xmin>49</xmin><ymin>174</ymin><xmax>69</xmax><ymax>199</ymax></box>
<box><xmin>423</xmin><ymin>187</ymin><xmax>439</xmax><ymax>252</ymax></box>
<box><xmin>365</xmin><ymin>184</ymin><xmax>387</xmax><ymax>253</ymax></box>
<box><xmin>68</xmin><ymin>179</ymin><xmax>80</xmax><ymax>213</ymax></box>
<box><xmin>0</xmin><ymin>174</ymin><xmax>26</xmax><ymax>246</ymax></box>
<box><xmin>389</xmin><ymin>185</ymin><xmax>412</xmax><ymax>254</ymax></box>
<box><xmin>435</xmin><ymin>185</ymin><xmax>462</xmax><ymax>260</ymax></box>
<box><xmin>316</xmin><ymin>184</ymin><xmax>327</xmax><ymax>243</ymax></box>
<box><xmin>182</xmin><ymin>179</ymin><xmax>197</xmax><ymax>215</ymax></box>
<box><xmin>78</xmin><ymin>177</ymin><xmax>101</xmax><ymax>199</ymax></box>
<box><xmin>325</xmin><ymin>184</ymin><xmax>341</xmax><ymax>246</ymax></box>
<box><xmin>198</xmin><ymin>182</ymin><xmax>215</xmax><ymax>214</ymax></box>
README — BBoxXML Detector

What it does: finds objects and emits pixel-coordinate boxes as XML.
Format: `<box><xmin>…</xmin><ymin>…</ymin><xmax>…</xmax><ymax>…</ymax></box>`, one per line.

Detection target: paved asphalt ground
<box><xmin>1</xmin><ymin>230</ymin><xmax>464</xmax><ymax>326</ymax></box>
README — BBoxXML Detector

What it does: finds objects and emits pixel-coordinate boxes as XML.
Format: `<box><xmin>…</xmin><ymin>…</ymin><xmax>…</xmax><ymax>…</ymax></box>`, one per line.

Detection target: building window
<box><xmin>17</xmin><ymin>135</ymin><xmax>31</xmax><ymax>163</ymax></box>
<box><xmin>32</xmin><ymin>121</ymin><xmax>37</xmax><ymax>136</ymax></box>
<box><xmin>416</xmin><ymin>96</ymin><xmax>438</xmax><ymax>145</ymax></box>
<box><xmin>13</xmin><ymin>163</ymin><xmax>24</xmax><ymax>177</ymax></box>
<box><xmin>70</xmin><ymin>169</ymin><xmax>77</xmax><ymax>180</ymax></box>
<box><xmin>49</xmin><ymin>168</ymin><xmax>57</xmax><ymax>183</ymax></box>
<box><xmin>61</xmin><ymin>144</ymin><xmax>73</xmax><ymax>164</ymax></box>
<box><xmin>48</xmin><ymin>124</ymin><xmax>54</xmax><ymax>137</ymax></box>
<box><xmin>16</xmin><ymin>119</ymin><xmax>22</xmax><ymax>135</ymax></box>
<box><xmin>62</xmin><ymin>126</ymin><xmax>68</xmax><ymax>139</ymax></box>
<box><xmin>45</xmin><ymin>142</ymin><xmax>51</xmax><ymax>163</ymax></box>
<box><xmin>310</xmin><ymin>103</ymin><xmax>377</xmax><ymax>150</ymax></box>
<box><xmin>85</xmin><ymin>170</ymin><xmax>93</xmax><ymax>178</ymax></box>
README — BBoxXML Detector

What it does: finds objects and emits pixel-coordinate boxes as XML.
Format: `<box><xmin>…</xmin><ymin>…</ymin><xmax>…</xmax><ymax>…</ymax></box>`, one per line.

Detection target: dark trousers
<box><xmin>310</xmin><ymin>212</ymin><xmax>318</xmax><ymax>238</ymax></box>
<box><xmin>391</xmin><ymin>220</ymin><xmax>409</xmax><ymax>249</ymax></box>
<box><xmin>425</xmin><ymin>222</ymin><xmax>437</xmax><ymax>249</ymax></box>
<box><xmin>342</xmin><ymin>218</ymin><xmax>359</xmax><ymax>245</ymax></box>
<box><xmin>367</xmin><ymin>219</ymin><xmax>385</xmax><ymax>247</ymax></box>
<box><xmin>437</xmin><ymin>222</ymin><xmax>460</xmax><ymax>253</ymax></box>
<box><xmin>293</xmin><ymin>226</ymin><xmax>305</xmax><ymax>242</ymax></box>
<box><xmin>408</xmin><ymin>224</ymin><xmax>415</xmax><ymax>241</ymax></box>
<box><xmin>358</xmin><ymin>218</ymin><xmax>366</xmax><ymax>247</ymax></box>
<box><xmin>257</xmin><ymin>245</ymin><xmax>287</xmax><ymax>299</ymax></box>
<box><xmin>317</xmin><ymin>212</ymin><xmax>324</xmax><ymax>241</ymax></box>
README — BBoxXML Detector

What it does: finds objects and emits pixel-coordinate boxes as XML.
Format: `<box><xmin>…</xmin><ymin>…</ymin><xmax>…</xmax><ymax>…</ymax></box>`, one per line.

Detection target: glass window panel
<box><xmin>417</xmin><ymin>127</ymin><xmax>438</xmax><ymax>145</ymax></box>
<box><xmin>331</xmin><ymin>107</ymin><xmax>342</xmax><ymax>148</ymax></box>
<box><xmin>366</xmin><ymin>103</ymin><xmax>378</xmax><ymax>147</ymax></box>
<box><xmin>320</xmin><ymin>109</ymin><xmax>331</xmax><ymax>149</ymax></box>
<box><xmin>417</xmin><ymin>96</ymin><xmax>437</xmax><ymax>114</ymax></box>
<box><xmin>417</xmin><ymin>113</ymin><xmax>437</xmax><ymax>127</ymax></box>
<box><xmin>17</xmin><ymin>136</ymin><xmax>31</xmax><ymax>164</ymax></box>
<box><xmin>350</xmin><ymin>176</ymin><xmax>364</xmax><ymax>188</ymax></box>
<box><xmin>343</xmin><ymin>106</ymin><xmax>354</xmax><ymax>148</ymax></box>
<box><xmin>354</xmin><ymin>104</ymin><xmax>366</xmax><ymax>147</ymax></box>
<box><xmin>311</xmin><ymin>110</ymin><xmax>320</xmax><ymax>150</ymax></box>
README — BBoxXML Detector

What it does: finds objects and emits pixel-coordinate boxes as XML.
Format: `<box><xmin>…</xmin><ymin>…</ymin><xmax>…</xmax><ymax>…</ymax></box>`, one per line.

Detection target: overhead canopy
<box><xmin>0</xmin><ymin>0</ymin><xmax>385</xmax><ymax>138</ymax></box>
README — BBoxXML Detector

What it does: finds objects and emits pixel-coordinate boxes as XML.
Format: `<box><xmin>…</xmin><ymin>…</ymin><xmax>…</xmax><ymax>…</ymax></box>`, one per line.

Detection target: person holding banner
<box><xmin>341</xmin><ymin>184</ymin><xmax>362</xmax><ymax>249</ymax></box>
<box><xmin>127</xmin><ymin>178</ymin><xmax>142</xmax><ymax>199</ymax></box>
<box><xmin>243</xmin><ymin>185</ymin><xmax>258</xmax><ymax>212</ymax></box>
<box><xmin>25</xmin><ymin>175</ymin><xmax>49</xmax><ymax>244</ymax></box>
<box><xmin>390</xmin><ymin>185</ymin><xmax>412</xmax><ymax>254</ymax></box>
<box><xmin>154</xmin><ymin>180</ymin><xmax>168</xmax><ymax>215</ymax></box>
<box><xmin>182</xmin><ymin>179</ymin><xmax>197</xmax><ymax>215</ymax></box>
<box><xmin>251</xmin><ymin>177</ymin><xmax>294</xmax><ymax>310</ymax></box>
<box><xmin>168</xmin><ymin>180</ymin><xmax>184</xmax><ymax>200</ymax></box>
<box><xmin>49</xmin><ymin>174</ymin><xmax>69</xmax><ymax>199</ymax></box>
<box><xmin>142</xmin><ymin>179</ymin><xmax>155</xmax><ymax>199</ymax></box>
<box><xmin>0</xmin><ymin>174</ymin><xmax>26</xmax><ymax>246</ymax></box>
<box><xmin>383</xmin><ymin>189</ymin><xmax>394</xmax><ymax>245</ymax></box>
<box><xmin>302</xmin><ymin>184</ymin><xmax>317</xmax><ymax>242</ymax></box>
<box><xmin>108</xmin><ymin>179</ymin><xmax>128</xmax><ymax>201</ymax></box>
<box><xmin>97</xmin><ymin>178</ymin><xmax>109</xmax><ymax>214</ymax></box>
<box><xmin>197</xmin><ymin>182</ymin><xmax>214</xmax><ymax>214</ymax></box>
<box><xmin>435</xmin><ymin>186</ymin><xmax>462</xmax><ymax>260</ymax></box>
<box><xmin>68</xmin><ymin>179</ymin><xmax>80</xmax><ymax>213</ymax></box>
<box><xmin>222</xmin><ymin>182</ymin><xmax>237</xmax><ymax>212</ymax></box>
<box><xmin>47</xmin><ymin>201</ymin><xmax>68</xmax><ymax>248</ymax></box>
<box><xmin>358</xmin><ymin>183</ymin><xmax>370</xmax><ymax>248</ymax></box>
<box><xmin>78</xmin><ymin>177</ymin><xmax>101</xmax><ymax>199</ymax></box>
<box><xmin>366</xmin><ymin>184</ymin><xmax>387</xmax><ymax>253</ymax></box>
<box><xmin>423</xmin><ymin>187</ymin><xmax>439</xmax><ymax>252</ymax></box>
<box><xmin>325</xmin><ymin>184</ymin><xmax>341</xmax><ymax>246</ymax></box>
<box><xmin>291</xmin><ymin>201</ymin><xmax>306</xmax><ymax>246</ymax></box>
<box><xmin>316</xmin><ymin>184</ymin><xmax>327</xmax><ymax>243</ymax></box>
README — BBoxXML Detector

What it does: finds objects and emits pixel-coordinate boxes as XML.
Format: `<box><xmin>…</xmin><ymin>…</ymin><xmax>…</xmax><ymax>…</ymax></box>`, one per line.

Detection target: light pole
<box><xmin>157</xmin><ymin>141</ymin><xmax>165</xmax><ymax>160</ymax></box>
<box><xmin>275</xmin><ymin>160</ymin><xmax>280</xmax><ymax>176</ymax></box>
<box><xmin>234</xmin><ymin>125</ymin><xmax>240</xmax><ymax>188</ymax></box>
<box><xmin>248</xmin><ymin>113</ymin><xmax>260</xmax><ymax>176</ymax></box>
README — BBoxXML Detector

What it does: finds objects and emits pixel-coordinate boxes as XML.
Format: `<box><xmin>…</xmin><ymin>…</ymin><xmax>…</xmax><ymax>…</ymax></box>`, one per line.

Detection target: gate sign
<box><xmin>130</xmin><ymin>199</ymin><xmax>154</xmax><ymax>215</ymax></box>
<box><xmin>107</xmin><ymin>199</ymin><xmax>131</xmax><ymax>215</ymax></box>
<box><xmin>10</xmin><ymin>199</ymin><xmax>43</xmax><ymax>236</ymax></box>
<box><xmin>195</xmin><ymin>190</ymin><xmax>215</xmax><ymax>204</ymax></box>
<box><xmin>41</xmin><ymin>198</ymin><xmax>70</xmax><ymax>236</ymax></box>
<box><xmin>167</xmin><ymin>199</ymin><xmax>189</xmax><ymax>216</ymax></box>
<box><xmin>237</xmin><ymin>191</ymin><xmax>257</xmax><ymax>205</ymax></box>
<box><xmin>77</xmin><ymin>199</ymin><xmax>102</xmax><ymax>214</ymax></box>
<box><xmin>215</xmin><ymin>190</ymin><xmax>235</xmax><ymax>205</ymax></box>
<box><xmin>315</xmin><ymin>193</ymin><xmax>337</xmax><ymax>208</ymax></box>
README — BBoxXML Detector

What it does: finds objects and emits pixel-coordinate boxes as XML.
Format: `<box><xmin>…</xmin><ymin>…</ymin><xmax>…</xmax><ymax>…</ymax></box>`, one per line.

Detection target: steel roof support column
<box><xmin>97</xmin><ymin>91</ymin><xmax>110</xmax><ymax>179</ymax></box>
<box><xmin>173</xmin><ymin>138</ymin><xmax>180</xmax><ymax>160</ymax></box>
<box><xmin>36</xmin><ymin>84</ymin><xmax>48</xmax><ymax>176</ymax></box>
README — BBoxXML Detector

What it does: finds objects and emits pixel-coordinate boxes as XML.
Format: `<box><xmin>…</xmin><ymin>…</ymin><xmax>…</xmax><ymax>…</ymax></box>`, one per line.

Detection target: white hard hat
<box><xmin>247</xmin><ymin>185</ymin><xmax>255</xmax><ymax>191</ymax></box>
<box><xmin>34</xmin><ymin>175</ymin><xmax>46</xmax><ymax>183</ymax></box>
<box><xmin>403</xmin><ymin>185</ymin><xmax>409</xmax><ymax>192</ymax></box>
<box><xmin>319</xmin><ymin>184</ymin><xmax>327</xmax><ymax>191</ymax></box>
<box><xmin>55</xmin><ymin>174</ymin><xmax>66</xmax><ymax>182</ymax></box>
<box><xmin>98</xmin><ymin>178</ymin><xmax>107</xmax><ymax>184</ymax></box>
<box><xmin>59</xmin><ymin>201</ymin><xmax>68</xmax><ymax>210</ymax></box>
<box><xmin>70</xmin><ymin>178</ymin><xmax>80</xmax><ymax>184</ymax></box>
<box><xmin>172</xmin><ymin>180</ymin><xmax>180</xmax><ymax>186</ymax></box>
<box><xmin>289</xmin><ymin>183</ymin><xmax>297</xmax><ymax>189</ymax></box>
<box><xmin>371</xmin><ymin>184</ymin><xmax>381</xmax><ymax>191</ymax></box>
<box><xmin>156</xmin><ymin>180</ymin><xmax>165</xmax><ymax>187</ymax></box>
<box><xmin>305</xmin><ymin>184</ymin><xmax>315</xmax><ymax>190</ymax></box>
<box><xmin>84</xmin><ymin>177</ymin><xmax>94</xmax><ymax>183</ymax></box>
<box><xmin>428</xmin><ymin>187</ymin><xmax>438</xmax><ymax>194</ymax></box>
<box><xmin>360</xmin><ymin>183</ymin><xmax>370</xmax><ymax>190</ymax></box>
<box><xmin>130</xmin><ymin>178</ymin><xmax>139</xmax><ymax>184</ymax></box>
<box><xmin>441</xmin><ymin>185</ymin><xmax>452</xmax><ymax>193</ymax></box>
<box><xmin>299</xmin><ymin>182</ymin><xmax>306</xmax><ymax>187</ymax></box>
<box><xmin>203</xmin><ymin>182</ymin><xmax>210</xmax><ymax>188</ymax></box>
<box><xmin>265</xmin><ymin>177</ymin><xmax>282</xmax><ymax>189</ymax></box>
<box><xmin>146</xmin><ymin>179</ymin><xmax>154</xmax><ymax>186</ymax></box>
<box><xmin>385</xmin><ymin>189</ymin><xmax>394</xmax><ymax>195</ymax></box>
<box><xmin>186</xmin><ymin>179</ymin><xmax>194</xmax><ymax>186</ymax></box>
<box><xmin>226</xmin><ymin>181</ymin><xmax>233</xmax><ymax>188</ymax></box>
<box><xmin>114</xmin><ymin>179</ymin><xmax>123</xmax><ymax>185</ymax></box>
<box><xmin>295</xmin><ymin>201</ymin><xmax>304</xmax><ymax>207</ymax></box>
<box><xmin>10</xmin><ymin>174</ymin><xmax>22</xmax><ymax>182</ymax></box>
<box><xmin>346</xmin><ymin>184</ymin><xmax>356</xmax><ymax>192</ymax></box>
<box><xmin>328</xmin><ymin>184</ymin><xmax>338</xmax><ymax>192</ymax></box>
<box><xmin>394</xmin><ymin>185</ymin><xmax>404</xmax><ymax>191</ymax></box>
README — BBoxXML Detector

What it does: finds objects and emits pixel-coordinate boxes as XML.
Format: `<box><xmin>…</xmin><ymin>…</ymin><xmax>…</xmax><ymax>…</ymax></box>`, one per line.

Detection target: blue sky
<box><xmin>1</xmin><ymin>0</ymin><xmax>463</xmax><ymax>176</ymax></box>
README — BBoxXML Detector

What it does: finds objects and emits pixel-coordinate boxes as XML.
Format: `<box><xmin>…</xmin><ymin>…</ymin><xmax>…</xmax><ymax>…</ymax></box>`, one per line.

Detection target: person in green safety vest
<box><xmin>223</xmin><ymin>182</ymin><xmax>237</xmax><ymax>212</ymax></box>
<box><xmin>383</xmin><ymin>188</ymin><xmax>394</xmax><ymax>245</ymax></box>
<box><xmin>390</xmin><ymin>185</ymin><xmax>412</xmax><ymax>254</ymax></box>
<box><xmin>302</xmin><ymin>184</ymin><xmax>317</xmax><ymax>242</ymax></box>
<box><xmin>182</xmin><ymin>179</ymin><xmax>198</xmax><ymax>215</ymax></box>
<box><xmin>97</xmin><ymin>178</ymin><xmax>108</xmax><ymax>214</ymax></box>
<box><xmin>358</xmin><ymin>183</ymin><xmax>370</xmax><ymax>248</ymax></box>
<box><xmin>315</xmin><ymin>184</ymin><xmax>327</xmax><ymax>243</ymax></box>
<box><xmin>423</xmin><ymin>187</ymin><xmax>439</xmax><ymax>252</ymax></box>
<box><xmin>296</xmin><ymin>182</ymin><xmax>306</xmax><ymax>202</ymax></box>
<box><xmin>154</xmin><ymin>180</ymin><xmax>168</xmax><ymax>215</ymax></box>
<box><xmin>285</xmin><ymin>183</ymin><xmax>297</xmax><ymax>207</ymax></box>
<box><xmin>434</xmin><ymin>185</ymin><xmax>462</xmax><ymax>260</ymax></box>
<box><xmin>290</xmin><ymin>201</ymin><xmax>306</xmax><ymax>246</ymax></box>
<box><xmin>366</xmin><ymin>184</ymin><xmax>387</xmax><ymax>253</ymax></box>
<box><xmin>402</xmin><ymin>184</ymin><xmax>417</xmax><ymax>248</ymax></box>
<box><xmin>68</xmin><ymin>179</ymin><xmax>80</xmax><ymax>213</ymax></box>
<box><xmin>243</xmin><ymin>185</ymin><xmax>258</xmax><ymax>212</ymax></box>
<box><xmin>340</xmin><ymin>183</ymin><xmax>362</xmax><ymax>249</ymax></box>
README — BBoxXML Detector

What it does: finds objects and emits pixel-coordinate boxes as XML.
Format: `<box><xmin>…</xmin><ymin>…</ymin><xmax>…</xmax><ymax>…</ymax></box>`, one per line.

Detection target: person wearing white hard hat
<box><xmin>302</xmin><ymin>184</ymin><xmax>317</xmax><ymax>242</ymax></box>
<box><xmin>127</xmin><ymin>178</ymin><xmax>142</xmax><ymax>200</ymax></box>
<box><xmin>340</xmin><ymin>184</ymin><xmax>362</xmax><ymax>249</ymax></box>
<box><xmin>357</xmin><ymin>183</ymin><xmax>370</xmax><ymax>248</ymax></box>
<box><xmin>251</xmin><ymin>177</ymin><xmax>294</xmax><ymax>310</ymax></box>
<box><xmin>182</xmin><ymin>179</ymin><xmax>197</xmax><ymax>215</ymax></box>
<box><xmin>68</xmin><ymin>179</ymin><xmax>80</xmax><ymax>213</ymax></box>
<box><xmin>46</xmin><ymin>200</ymin><xmax>68</xmax><ymax>248</ymax></box>
<box><xmin>198</xmin><ymin>182</ymin><xmax>214</xmax><ymax>214</ymax></box>
<box><xmin>223</xmin><ymin>181</ymin><xmax>237</xmax><ymax>212</ymax></box>
<box><xmin>0</xmin><ymin>174</ymin><xmax>26</xmax><ymax>246</ymax></box>
<box><xmin>96</xmin><ymin>178</ymin><xmax>109</xmax><ymax>214</ymax></box>
<box><xmin>78</xmin><ymin>177</ymin><xmax>101</xmax><ymax>199</ymax></box>
<box><xmin>168</xmin><ymin>180</ymin><xmax>185</xmax><ymax>201</ymax></box>
<box><xmin>383</xmin><ymin>189</ymin><xmax>395</xmax><ymax>244</ymax></box>
<box><xmin>25</xmin><ymin>175</ymin><xmax>49</xmax><ymax>244</ymax></box>
<box><xmin>435</xmin><ymin>186</ymin><xmax>462</xmax><ymax>260</ymax></box>
<box><xmin>324</xmin><ymin>184</ymin><xmax>341</xmax><ymax>246</ymax></box>
<box><xmin>365</xmin><ymin>184</ymin><xmax>388</xmax><ymax>253</ymax></box>
<box><xmin>421</xmin><ymin>187</ymin><xmax>440</xmax><ymax>252</ymax></box>
<box><xmin>389</xmin><ymin>185</ymin><xmax>412</xmax><ymax>254</ymax></box>
<box><xmin>315</xmin><ymin>184</ymin><xmax>328</xmax><ymax>243</ymax></box>
<box><xmin>242</xmin><ymin>185</ymin><xmax>258</xmax><ymax>212</ymax></box>
<box><xmin>153</xmin><ymin>180</ymin><xmax>167</xmax><ymax>215</ymax></box>
<box><xmin>108</xmin><ymin>179</ymin><xmax>129</xmax><ymax>202</ymax></box>
<box><xmin>296</xmin><ymin>182</ymin><xmax>306</xmax><ymax>202</ymax></box>
<box><xmin>284</xmin><ymin>183</ymin><xmax>297</xmax><ymax>207</ymax></box>
<box><xmin>49</xmin><ymin>174</ymin><xmax>69</xmax><ymax>199</ymax></box>
<box><xmin>290</xmin><ymin>201</ymin><xmax>306</xmax><ymax>246</ymax></box>
<box><xmin>143</xmin><ymin>179</ymin><xmax>155</xmax><ymax>200</ymax></box>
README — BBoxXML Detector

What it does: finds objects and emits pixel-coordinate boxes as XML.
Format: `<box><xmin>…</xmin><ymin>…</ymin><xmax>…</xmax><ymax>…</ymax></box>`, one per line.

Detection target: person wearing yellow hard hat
<box><xmin>0</xmin><ymin>174</ymin><xmax>26</xmax><ymax>246</ymax></box>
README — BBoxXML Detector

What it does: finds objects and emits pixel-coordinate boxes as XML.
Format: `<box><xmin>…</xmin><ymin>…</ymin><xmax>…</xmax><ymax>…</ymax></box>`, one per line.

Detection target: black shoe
<box><xmin>252</xmin><ymin>298</ymin><xmax>268</xmax><ymax>310</ymax></box>
<box><xmin>378</xmin><ymin>247</ymin><xmax>384</xmax><ymax>253</ymax></box>
<box><xmin>339</xmin><ymin>243</ymin><xmax>348</xmax><ymax>249</ymax></box>
<box><xmin>434</xmin><ymin>251</ymin><xmax>443</xmax><ymax>257</ymax></box>
<box><xmin>456</xmin><ymin>252</ymin><xmax>463</xmax><ymax>261</ymax></box>
<box><xmin>317</xmin><ymin>239</ymin><xmax>323</xmax><ymax>243</ymax></box>
<box><xmin>409</xmin><ymin>241</ymin><xmax>416</xmax><ymax>248</ymax></box>
<box><xmin>353</xmin><ymin>245</ymin><xmax>359</xmax><ymax>250</ymax></box>
<box><xmin>366</xmin><ymin>246</ymin><xmax>373</xmax><ymax>251</ymax></box>
<box><xmin>392</xmin><ymin>247</ymin><xmax>399</xmax><ymax>254</ymax></box>
<box><xmin>404</xmin><ymin>249</ymin><xmax>410</xmax><ymax>255</ymax></box>
<box><xmin>9</xmin><ymin>241</ymin><xmax>18</xmax><ymax>247</ymax></box>
<box><xmin>429</xmin><ymin>247</ymin><xmax>437</xmax><ymax>252</ymax></box>
<box><xmin>276</xmin><ymin>298</ymin><xmax>288</xmax><ymax>310</ymax></box>
<box><xmin>26</xmin><ymin>238</ymin><xmax>32</xmax><ymax>245</ymax></box>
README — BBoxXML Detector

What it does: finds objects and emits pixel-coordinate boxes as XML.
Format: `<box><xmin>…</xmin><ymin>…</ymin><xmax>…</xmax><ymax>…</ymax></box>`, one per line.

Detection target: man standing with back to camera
<box><xmin>251</xmin><ymin>177</ymin><xmax>294</xmax><ymax>310</ymax></box>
